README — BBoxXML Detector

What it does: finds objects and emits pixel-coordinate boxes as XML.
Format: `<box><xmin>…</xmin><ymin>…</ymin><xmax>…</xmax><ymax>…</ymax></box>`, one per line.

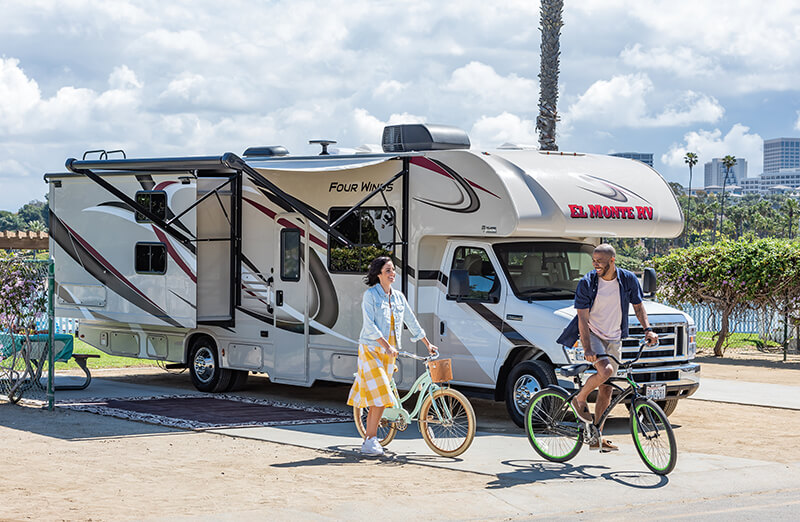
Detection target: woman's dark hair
<box><xmin>364</xmin><ymin>256</ymin><xmax>392</xmax><ymax>286</ymax></box>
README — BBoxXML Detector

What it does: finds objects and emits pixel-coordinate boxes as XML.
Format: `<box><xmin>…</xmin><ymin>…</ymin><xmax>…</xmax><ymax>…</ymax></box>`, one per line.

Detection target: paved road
<box><xmin>25</xmin><ymin>369</ymin><xmax>800</xmax><ymax>518</ymax></box>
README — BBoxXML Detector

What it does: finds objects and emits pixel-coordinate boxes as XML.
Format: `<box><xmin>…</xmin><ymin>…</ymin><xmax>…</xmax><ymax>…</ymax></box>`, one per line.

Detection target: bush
<box><xmin>653</xmin><ymin>238</ymin><xmax>800</xmax><ymax>356</ymax></box>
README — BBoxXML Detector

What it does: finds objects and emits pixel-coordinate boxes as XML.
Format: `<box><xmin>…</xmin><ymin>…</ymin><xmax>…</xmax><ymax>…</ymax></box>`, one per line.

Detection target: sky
<box><xmin>1</xmin><ymin>0</ymin><xmax>799</xmax><ymax>212</ymax></box>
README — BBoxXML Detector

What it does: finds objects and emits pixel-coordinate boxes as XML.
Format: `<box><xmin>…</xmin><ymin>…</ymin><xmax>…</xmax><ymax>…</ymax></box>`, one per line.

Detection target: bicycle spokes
<box><xmin>631</xmin><ymin>401</ymin><xmax>677</xmax><ymax>475</ymax></box>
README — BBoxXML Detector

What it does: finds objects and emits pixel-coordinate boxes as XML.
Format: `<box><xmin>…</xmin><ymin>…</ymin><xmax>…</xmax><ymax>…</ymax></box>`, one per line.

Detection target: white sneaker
<box><xmin>361</xmin><ymin>436</ymin><xmax>384</xmax><ymax>456</ymax></box>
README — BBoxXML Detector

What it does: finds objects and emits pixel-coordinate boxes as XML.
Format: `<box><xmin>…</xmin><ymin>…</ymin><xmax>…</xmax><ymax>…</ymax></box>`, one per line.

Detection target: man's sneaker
<box><xmin>589</xmin><ymin>438</ymin><xmax>619</xmax><ymax>452</ymax></box>
<box><xmin>570</xmin><ymin>398</ymin><xmax>594</xmax><ymax>424</ymax></box>
<box><xmin>361</xmin><ymin>436</ymin><xmax>385</xmax><ymax>456</ymax></box>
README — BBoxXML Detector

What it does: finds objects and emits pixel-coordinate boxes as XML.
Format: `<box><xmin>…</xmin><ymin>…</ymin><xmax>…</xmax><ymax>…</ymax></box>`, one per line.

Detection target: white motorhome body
<box><xmin>46</xmin><ymin>126</ymin><xmax>699</xmax><ymax>425</ymax></box>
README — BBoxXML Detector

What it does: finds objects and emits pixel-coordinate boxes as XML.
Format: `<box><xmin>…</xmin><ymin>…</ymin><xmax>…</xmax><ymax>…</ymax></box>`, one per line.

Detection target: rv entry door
<box><xmin>270</xmin><ymin>212</ymin><xmax>309</xmax><ymax>383</ymax></box>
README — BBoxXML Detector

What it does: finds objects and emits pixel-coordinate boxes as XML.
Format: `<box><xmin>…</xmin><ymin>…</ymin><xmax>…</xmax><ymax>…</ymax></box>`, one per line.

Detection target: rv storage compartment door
<box><xmin>197</xmin><ymin>177</ymin><xmax>234</xmax><ymax>324</ymax></box>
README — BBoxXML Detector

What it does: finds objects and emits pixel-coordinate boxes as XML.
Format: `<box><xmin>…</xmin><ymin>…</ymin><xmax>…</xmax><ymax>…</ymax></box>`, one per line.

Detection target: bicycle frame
<box><xmin>380</xmin><ymin>353</ymin><xmax>448</xmax><ymax>426</ymax></box>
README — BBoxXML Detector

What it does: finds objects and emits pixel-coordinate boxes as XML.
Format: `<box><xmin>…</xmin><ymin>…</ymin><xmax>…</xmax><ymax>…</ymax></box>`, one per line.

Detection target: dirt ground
<box><xmin>1</xmin><ymin>356</ymin><xmax>799</xmax><ymax>520</ymax></box>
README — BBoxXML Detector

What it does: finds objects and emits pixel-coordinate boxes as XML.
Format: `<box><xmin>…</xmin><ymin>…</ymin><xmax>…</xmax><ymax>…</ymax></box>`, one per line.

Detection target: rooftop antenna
<box><xmin>309</xmin><ymin>139</ymin><xmax>336</xmax><ymax>155</ymax></box>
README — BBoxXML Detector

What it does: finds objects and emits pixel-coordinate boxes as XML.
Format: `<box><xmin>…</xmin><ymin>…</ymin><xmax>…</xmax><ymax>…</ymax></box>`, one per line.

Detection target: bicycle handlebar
<box><xmin>397</xmin><ymin>349</ymin><xmax>440</xmax><ymax>362</ymax></box>
<box><xmin>596</xmin><ymin>338</ymin><xmax>657</xmax><ymax>368</ymax></box>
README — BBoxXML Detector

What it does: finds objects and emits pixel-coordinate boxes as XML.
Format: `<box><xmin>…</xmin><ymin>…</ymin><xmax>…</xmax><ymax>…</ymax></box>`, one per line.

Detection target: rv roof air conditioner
<box><xmin>242</xmin><ymin>145</ymin><xmax>290</xmax><ymax>157</ymax></box>
<box><xmin>382</xmin><ymin>124</ymin><xmax>470</xmax><ymax>153</ymax></box>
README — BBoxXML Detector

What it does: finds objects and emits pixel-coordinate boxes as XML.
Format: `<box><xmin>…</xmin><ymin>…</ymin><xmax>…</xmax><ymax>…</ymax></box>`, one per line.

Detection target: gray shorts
<box><xmin>588</xmin><ymin>333</ymin><xmax>622</xmax><ymax>375</ymax></box>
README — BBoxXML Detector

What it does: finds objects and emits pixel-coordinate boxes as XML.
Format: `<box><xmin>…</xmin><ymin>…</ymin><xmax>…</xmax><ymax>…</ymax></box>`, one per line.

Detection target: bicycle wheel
<box><xmin>524</xmin><ymin>388</ymin><xmax>583</xmax><ymax>462</ymax></box>
<box><xmin>418</xmin><ymin>388</ymin><xmax>476</xmax><ymax>457</ymax></box>
<box><xmin>353</xmin><ymin>406</ymin><xmax>398</xmax><ymax>446</ymax></box>
<box><xmin>629</xmin><ymin>398</ymin><xmax>677</xmax><ymax>475</ymax></box>
<box><xmin>0</xmin><ymin>348</ymin><xmax>29</xmax><ymax>404</ymax></box>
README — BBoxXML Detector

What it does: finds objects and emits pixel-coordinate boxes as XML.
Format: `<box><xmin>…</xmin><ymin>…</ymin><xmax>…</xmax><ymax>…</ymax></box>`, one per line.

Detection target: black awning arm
<box><xmin>328</xmin><ymin>168</ymin><xmax>406</xmax><ymax>230</ymax></box>
<box><xmin>167</xmin><ymin>175</ymin><xmax>235</xmax><ymax>227</ymax></box>
<box><xmin>66</xmin><ymin>159</ymin><xmax>196</xmax><ymax>249</ymax></box>
<box><xmin>222</xmin><ymin>153</ymin><xmax>354</xmax><ymax>247</ymax></box>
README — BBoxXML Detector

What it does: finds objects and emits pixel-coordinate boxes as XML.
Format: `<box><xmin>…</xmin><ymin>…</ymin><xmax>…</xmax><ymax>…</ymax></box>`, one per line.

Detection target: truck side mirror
<box><xmin>447</xmin><ymin>269</ymin><xmax>470</xmax><ymax>300</ymax></box>
<box><xmin>643</xmin><ymin>267</ymin><xmax>657</xmax><ymax>295</ymax></box>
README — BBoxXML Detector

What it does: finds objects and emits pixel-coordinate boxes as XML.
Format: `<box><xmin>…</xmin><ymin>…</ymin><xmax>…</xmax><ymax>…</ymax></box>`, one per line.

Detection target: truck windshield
<box><xmin>492</xmin><ymin>242</ymin><xmax>595</xmax><ymax>301</ymax></box>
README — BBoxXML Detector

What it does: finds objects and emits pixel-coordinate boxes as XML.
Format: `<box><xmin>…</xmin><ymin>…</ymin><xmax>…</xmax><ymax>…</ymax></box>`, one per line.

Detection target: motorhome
<box><xmin>45</xmin><ymin>124</ymin><xmax>699</xmax><ymax>426</ymax></box>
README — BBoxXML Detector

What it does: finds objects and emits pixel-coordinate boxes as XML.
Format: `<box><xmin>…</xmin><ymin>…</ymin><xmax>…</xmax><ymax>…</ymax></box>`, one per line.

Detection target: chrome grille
<box><xmin>622</xmin><ymin>323</ymin><xmax>685</xmax><ymax>363</ymax></box>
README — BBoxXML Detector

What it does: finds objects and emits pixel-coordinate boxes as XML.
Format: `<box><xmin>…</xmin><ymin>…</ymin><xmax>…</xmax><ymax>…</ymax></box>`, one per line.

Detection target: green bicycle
<box><xmin>353</xmin><ymin>350</ymin><xmax>476</xmax><ymax>457</ymax></box>
<box><xmin>524</xmin><ymin>339</ymin><xmax>677</xmax><ymax>475</ymax></box>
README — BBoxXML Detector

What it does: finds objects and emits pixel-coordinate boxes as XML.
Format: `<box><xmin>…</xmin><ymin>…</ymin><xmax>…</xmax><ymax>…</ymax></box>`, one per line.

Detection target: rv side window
<box><xmin>450</xmin><ymin>247</ymin><xmax>498</xmax><ymax>301</ymax></box>
<box><xmin>328</xmin><ymin>207</ymin><xmax>396</xmax><ymax>273</ymax></box>
<box><xmin>135</xmin><ymin>243</ymin><xmax>167</xmax><ymax>274</ymax></box>
<box><xmin>135</xmin><ymin>191</ymin><xmax>167</xmax><ymax>222</ymax></box>
<box><xmin>280</xmin><ymin>229</ymin><xmax>301</xmax><ymax>281</ymax></box>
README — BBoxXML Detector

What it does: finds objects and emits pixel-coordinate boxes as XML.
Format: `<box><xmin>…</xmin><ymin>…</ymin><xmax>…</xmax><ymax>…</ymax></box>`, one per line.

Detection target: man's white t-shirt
<box><xmin>589</xmin><ymin>276</ymin><xmax>622</xmax><ymax>341</ymax></box>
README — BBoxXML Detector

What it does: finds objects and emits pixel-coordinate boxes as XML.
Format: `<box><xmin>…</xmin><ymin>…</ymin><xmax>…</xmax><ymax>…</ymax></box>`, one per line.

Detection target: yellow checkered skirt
<box><xmin>347</xmin><ymin>344</ymin><xmax>397</xmax><ymax>408</ymax></box>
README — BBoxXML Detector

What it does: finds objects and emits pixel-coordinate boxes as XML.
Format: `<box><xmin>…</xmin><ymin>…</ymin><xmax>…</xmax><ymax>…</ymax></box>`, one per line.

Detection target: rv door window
<box><xmin>280</xmin><ymin>228</ymin><xmax>301</xmax><ymax>281</ymax></box>
<box><xmin>135</xmin><ymin>191</ymin><xmax>167</xmax><ymax>223</ymax></box>
<box><xmin>328</xmin><ymin>207</ymin><xmax>396</xmax><ymax>273</ymax></box>
<box><xmin>450</xmin><ymin>247</ymin><xmax>499</xmax><ymax>301</ymax></box>
<box><xmin>135</xmin><ymin>242</ymin><xmax>167</xmax><ymax>274</ymax></box>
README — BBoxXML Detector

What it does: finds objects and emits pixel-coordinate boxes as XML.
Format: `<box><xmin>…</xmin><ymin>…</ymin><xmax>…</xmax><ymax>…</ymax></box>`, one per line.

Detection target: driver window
<box><xmin>451</xmin><ymin>247</ymin><xmax>498</xmax><ymax>301</ymax></box>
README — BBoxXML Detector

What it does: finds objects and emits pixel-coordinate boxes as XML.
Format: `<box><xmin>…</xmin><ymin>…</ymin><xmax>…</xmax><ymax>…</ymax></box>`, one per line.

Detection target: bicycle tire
<box><xmin>418</xmin><ymin>388</ymin><xmax>476</xmax><ymax>457</ymax></box>
<box><xmin>524</xmin><ymin>388</ymin><xmax>583</xmax><ymax>463</ymax></box>
<box><xmin>1</xmin><ymin>350</ymin><xmax>27</xmax><ymax>404</ymax></box>
<box><xmin>629</xmin><ymin>398</ymin><xmax>677</xmax><ymax>475</ymax></box>
<box><xmin>353</xmin><ymin>406</ymin><xmax>398</xmax><ymax>446</ymax></box>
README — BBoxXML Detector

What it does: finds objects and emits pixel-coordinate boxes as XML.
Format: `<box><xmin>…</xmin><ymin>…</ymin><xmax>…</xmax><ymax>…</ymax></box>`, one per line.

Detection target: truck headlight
<box><xmin>565</xmin><ymin>341</ymin><xmax>585</xmax><ymax>362</ymax></box>
<box><xmin>687</xmin><ymin>325</ymin><xmax>697</xmax><ymax>358</ymax></box>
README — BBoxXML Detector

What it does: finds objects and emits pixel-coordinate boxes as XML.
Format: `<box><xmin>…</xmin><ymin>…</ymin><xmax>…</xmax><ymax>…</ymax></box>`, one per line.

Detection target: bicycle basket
<box><xmin>427</xmin><ymin>359</ymin><xmax>453</xmax><ymax>383</ymax></box>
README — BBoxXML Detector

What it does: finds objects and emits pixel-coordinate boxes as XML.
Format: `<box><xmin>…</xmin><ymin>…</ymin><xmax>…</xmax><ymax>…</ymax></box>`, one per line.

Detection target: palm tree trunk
<box><xmin>537</xmin><ymin>0</ymin><xmax>564</xmax><ymax>151</ymax></box>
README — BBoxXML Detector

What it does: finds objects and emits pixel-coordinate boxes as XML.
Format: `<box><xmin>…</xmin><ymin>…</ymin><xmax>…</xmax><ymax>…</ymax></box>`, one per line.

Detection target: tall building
<box><xmin>763</xmin><ymin>137</ymin><xmax>800</xmax><ymax>174</ymax></box>
<box><xmin>610</xmin><ymin>152</ymin><xmax>654</xmax><ymax>167</ymax></box>
<box><xmin>704</xmin><ymin>157</ymin><xmax>748</xmax><ymax>188</ymax></box>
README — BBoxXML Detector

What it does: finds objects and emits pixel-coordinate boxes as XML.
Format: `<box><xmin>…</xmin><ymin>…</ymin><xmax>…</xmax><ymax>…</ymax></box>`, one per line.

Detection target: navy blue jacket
<box><xmin>556</xmin><ymin>267</ymin><xmax>644</xmax><ymax>347</ymax></box>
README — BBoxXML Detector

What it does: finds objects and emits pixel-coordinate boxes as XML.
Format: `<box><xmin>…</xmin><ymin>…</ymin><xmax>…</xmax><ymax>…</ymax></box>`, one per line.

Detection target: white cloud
<box><xmin>795</xmin><ymin>111</ymin><xmax>800</xmax><ymax>131</ymax></box>
<box><xmin>661</xmin><ymin>124</ymin><xmax>763</xmax><ymax>177</ymax></box>
<box><xmin>445</xmin><ymin>62</ymin><xmax>537</xmax><ymax>113</ymax></box>
<box><xmin>565</xmin><ymin>74</ymin><xmax>723</xmax><ymax>128</ymax></box>
<box><xmin>373</xmin><ymin>80</ymin><xmax>409</xmax><ymax>98</ymax></box>
<box><xmin>470</xmin><ymin>112</ymin><xmax>537</xmax><ymax>148</ymax></box>
<box><xmin>620</xmin><ymin>44</ymin><xmax>719</xmax><ymax>78</ymax></box>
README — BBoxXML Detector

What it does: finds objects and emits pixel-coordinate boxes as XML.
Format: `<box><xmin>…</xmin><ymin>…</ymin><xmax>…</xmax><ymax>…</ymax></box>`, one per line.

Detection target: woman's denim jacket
<box><xmin>358</xmin><ymin>284</ymin><xmax>426</xmax><ymax>349</ymax></box>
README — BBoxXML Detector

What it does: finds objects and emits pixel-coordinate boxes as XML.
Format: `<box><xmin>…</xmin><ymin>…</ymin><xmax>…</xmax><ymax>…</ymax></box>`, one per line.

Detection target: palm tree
<box><xmin>781</xmin><ymin>197</ymin><xmax>800</xmax><ymax>239</ymax></box>
<box><xmin>536</xmin><ymin>0</ymin><xmax>564</xmax><ymax>151</ymax></box>
<box><xmin>717</xmin><ymin>155</ymin><xmax>737</xmax><ymax>242</ymax></box>
<box><xmin>684</xmin><ymin>152</ymin><xmax>698</xmax><ymax>245</ymax></box>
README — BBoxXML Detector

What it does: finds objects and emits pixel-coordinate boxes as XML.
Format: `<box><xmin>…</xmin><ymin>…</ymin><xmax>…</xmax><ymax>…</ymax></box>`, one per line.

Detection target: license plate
<box><xmin>646</xmin><ymin>384</ymin><xmax>666</xmax><ymax>400</ymax></box>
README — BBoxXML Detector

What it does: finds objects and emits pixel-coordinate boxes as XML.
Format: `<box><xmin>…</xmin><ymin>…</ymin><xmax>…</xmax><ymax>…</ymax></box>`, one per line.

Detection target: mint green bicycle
<box><xmin>353</xmin><ymin>350</ymin><xmax>476</xmax><ymax>457</ymax></box>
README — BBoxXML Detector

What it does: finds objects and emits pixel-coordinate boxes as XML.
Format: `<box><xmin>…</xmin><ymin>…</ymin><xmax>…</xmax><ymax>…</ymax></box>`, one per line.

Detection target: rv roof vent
<box><xmin>243</xmin><ymin>145</ymin><xmax>289</xmax><ymax>157</ymax></box>
<box><xmin>382</xmin><ymin>124</ymin><xmax>470</xmax><ymax>153</ymax></box>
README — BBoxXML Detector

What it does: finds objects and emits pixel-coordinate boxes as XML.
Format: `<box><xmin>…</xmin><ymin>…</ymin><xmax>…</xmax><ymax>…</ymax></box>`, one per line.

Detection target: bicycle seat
<box><xmin>557</xmin><ymin>363</ymin><xmax>592</xmax><ymax>377</ymax></box>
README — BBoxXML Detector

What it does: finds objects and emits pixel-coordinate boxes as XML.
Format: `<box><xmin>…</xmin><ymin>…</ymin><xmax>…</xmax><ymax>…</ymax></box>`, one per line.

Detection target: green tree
<box><xmin>684</xmin><ymin>152</ymin><xmax>698</xmax><ymax>243</ymax></box>
<box><xmin>536</xmin><ymin>0</ymin><xmax>564</xmax><ymax>151</ymax></box>
<box><xmin>717</xmin><ymin>155</ymin><xmax>737</xmax><ymax>242</ymax></box>
<box><xmin>654</xmin><ymin>238</ymin><xmax>800</xmax><ymax>356</ymax></box>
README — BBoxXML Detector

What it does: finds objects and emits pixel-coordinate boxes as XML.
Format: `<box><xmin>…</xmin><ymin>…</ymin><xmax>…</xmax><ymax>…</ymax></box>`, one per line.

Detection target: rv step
<box><xmin>165</xmin><ymin>363</ymin><xmax>188</xmax><ymax>370</ymax></box>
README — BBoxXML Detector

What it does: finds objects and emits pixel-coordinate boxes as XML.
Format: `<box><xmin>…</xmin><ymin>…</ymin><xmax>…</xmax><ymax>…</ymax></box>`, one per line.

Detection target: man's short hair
<box><xmin>594</xmin><ymin>243</ymin><xmax>616</xmax><ymax>258</ymax></box>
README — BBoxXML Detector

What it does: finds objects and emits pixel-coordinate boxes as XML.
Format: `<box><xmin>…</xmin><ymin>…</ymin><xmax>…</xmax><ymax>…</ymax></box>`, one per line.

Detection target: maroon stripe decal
<box><xmin>246</xmin><ymin>196</ymin><xmax>328</xmax><ymax>249</ymax></box>
<box><xmin>152</xmin><ymin>227</ymin><xmax>197</xmax><ymax>283</ymax></box>
<box><xmin>61</xmin><ymin>221</ymin><xmax>162</xmax><ymax>310</ymax></box>
<box><xmin>411</xmin><ymin>156</ymin><xmax>501</xmax><ymax>199</ymax></box>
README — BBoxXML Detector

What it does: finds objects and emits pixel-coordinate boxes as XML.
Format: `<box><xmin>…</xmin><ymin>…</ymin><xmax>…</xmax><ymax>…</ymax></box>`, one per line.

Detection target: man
<box><xmin>556</xmin><ymin>244</ymin><xmax>658</xmax><ymax>452</ymax></box>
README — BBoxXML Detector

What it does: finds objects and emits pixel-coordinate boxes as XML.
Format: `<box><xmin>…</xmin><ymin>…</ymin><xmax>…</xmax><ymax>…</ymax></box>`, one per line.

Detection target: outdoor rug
<box><xmin>57</xmin><ymin>394</ymin><xmax>352</xmax><ymax>430</ymax></box>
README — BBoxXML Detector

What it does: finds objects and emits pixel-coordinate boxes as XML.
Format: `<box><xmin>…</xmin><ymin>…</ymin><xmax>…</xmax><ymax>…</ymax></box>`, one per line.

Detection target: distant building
<box><xmin>610</xmin><ymin>152</ymin><xmax>654</xmax><ymax>167</ymax></box>
<box><xmin>760</xmin><ymin>167</ymin><xmax>800</xmax><ymax>194</ymax></box>
<box><xmin>763</xmin><ymin>137</ymin><xmax>800</xmax><ymax>174</ymax></box>
<box><xmin>740</xmin><ymin>177</ymin><xmax>762</xmax><ymax>195</ymax></box>
<box><xmin>704</xmin><ymin>157</ymin><xmax>748</xmax><ymax>188</ymax></box>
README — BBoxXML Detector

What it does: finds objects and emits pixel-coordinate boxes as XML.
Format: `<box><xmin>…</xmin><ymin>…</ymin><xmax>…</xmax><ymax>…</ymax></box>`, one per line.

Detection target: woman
<box><xmin>348</xmin><ymin>256</ymin><xmax>437</xmax><ymax>456</ymax></box>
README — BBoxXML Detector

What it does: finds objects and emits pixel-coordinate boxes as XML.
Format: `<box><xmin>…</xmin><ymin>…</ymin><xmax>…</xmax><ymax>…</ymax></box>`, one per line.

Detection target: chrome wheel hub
<box><xmin>513</xmin><ymin>375</ymin><xmax>542</xmax><ymax>415</ymax></box>
<box><xmin>193</xmin><ymin>347</ymin><xmax>215</xmax><ymax>383</ymax></box>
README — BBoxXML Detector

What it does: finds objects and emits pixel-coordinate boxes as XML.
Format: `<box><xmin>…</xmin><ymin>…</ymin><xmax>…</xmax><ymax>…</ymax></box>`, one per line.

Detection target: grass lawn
<box><xmin>696</xmin><ymin>331</ymin><xmax>782</xmax><ymax>350</ymax></box>
<box><xmin>58</xmin><ymin>338</ymin><xmax>162</xmax><ymax>370</ymax></box>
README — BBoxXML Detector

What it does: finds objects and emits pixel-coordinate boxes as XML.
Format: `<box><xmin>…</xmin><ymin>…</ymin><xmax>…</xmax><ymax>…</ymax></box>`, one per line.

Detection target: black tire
<box><xmin>505</xmin><ymin>359</ymin><xmax>557</xmax><ymax>428</ymax></box>
<box><xmin>656</xmin><ymin>398</ymin><xmax>678</xmax><ymax>417</ymax></box>
<box><xmin>630</xmin><ymin>398</ymin><xmax>677</xmax><ymax>475</ymax></box>
<box><xmin>225</xmin><ymin>370</ymin><xmax>249</xmax><ymax>392</ymax></box>
<box><xmin>189</xmin><ymin>336</ymin><xmax>232</xmax><ymax>393</ymax></box>
<box><xmin>525</xmin><ymin>387</ymin><xmax>583</xmax><ymax>462</ymax></box>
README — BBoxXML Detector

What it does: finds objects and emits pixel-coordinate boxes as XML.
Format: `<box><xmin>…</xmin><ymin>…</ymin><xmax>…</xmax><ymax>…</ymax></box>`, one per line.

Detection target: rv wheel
<box><xmin>505</xmin><ymin>360</ymin><xmax>557</xmax><ymax>428</ymax></box>
<box><xmin>189</xmin><ymin>337</ymin><xmax>232</xmax><ymax>393</ymax></box>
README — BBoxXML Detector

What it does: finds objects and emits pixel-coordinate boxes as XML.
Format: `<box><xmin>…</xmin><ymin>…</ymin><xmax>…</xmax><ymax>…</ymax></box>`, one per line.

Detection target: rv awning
<box><xmin>245</xmin><ymin>155</ymin><xmax>399</xmax><ymax>172</ymax></box>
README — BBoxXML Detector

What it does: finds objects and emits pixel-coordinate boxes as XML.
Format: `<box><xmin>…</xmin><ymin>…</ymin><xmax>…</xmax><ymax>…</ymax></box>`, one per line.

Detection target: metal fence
<box><xmin>0</xmin><ymin>258</ymin><xmax>55</xmax><ymax>408</ymax></box>
<box><xmin>680</xmin><ymin>302</ymin><xmax>798</xmax><ymax>351</ymax></box>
